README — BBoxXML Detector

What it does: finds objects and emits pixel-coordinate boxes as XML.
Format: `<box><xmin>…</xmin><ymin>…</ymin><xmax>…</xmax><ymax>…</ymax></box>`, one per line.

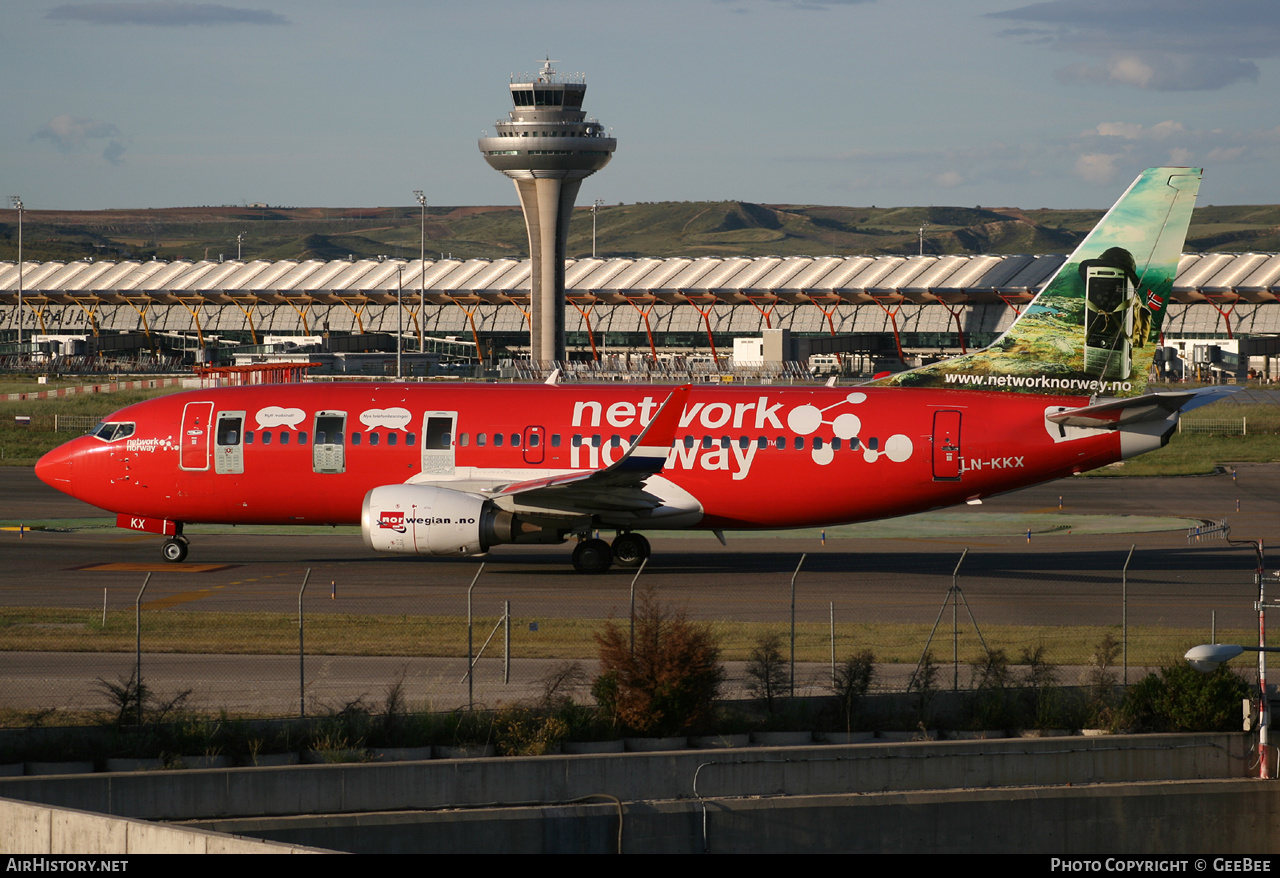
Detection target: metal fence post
<box><xmin>790</xmin><ymin>554</ymin><xmax>806</xmax><ymax>697</ymax></box>
<box><xmin>298</xmin><ymin>568</ymin><xmax>310</xmax><ymax>717</ymax></box>
<box><xmin>466</xmin><ymin>563</ymin><xmax>485</xmax><ymax>711</ymax></box>
<box><xmin>1122</xmin><ymin>545</ymin><xmax>1134</xmax><ymax>685</ymax></box>
<box><xmin>134</xmin><ymin>573</ymin><xmax>149</xmax><ymax>726</ymax></box>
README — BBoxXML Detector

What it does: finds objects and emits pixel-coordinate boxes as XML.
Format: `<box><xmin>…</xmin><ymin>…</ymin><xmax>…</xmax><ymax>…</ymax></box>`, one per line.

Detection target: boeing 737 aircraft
<box><xmin>36</xmin><ymin>168</ymin><xmax>1218</xmax><ymax>573</ymax></box>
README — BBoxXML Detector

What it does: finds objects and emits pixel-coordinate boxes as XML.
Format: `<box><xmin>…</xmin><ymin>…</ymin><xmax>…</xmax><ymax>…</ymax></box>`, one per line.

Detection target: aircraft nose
<box><xmin>35</xmin><ymin>443</ymin><xmax>75</xmax><ymax>489</ymax></box>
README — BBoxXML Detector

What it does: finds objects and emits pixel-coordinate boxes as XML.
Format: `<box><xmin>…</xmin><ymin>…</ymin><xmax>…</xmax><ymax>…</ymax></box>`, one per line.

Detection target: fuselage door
<box><xmin>179</xmin><ymin>401</ymin><xmax>213</xmax><ymax>471</ymax></box>
<box><xmin>932</xmin><ymin>410</ymin><xmax>962</xmax><ymax>481</ymax></box>
<box><xmin>420</xmin><ymin>411</ymin><xmax>456</xmax><ymax>475</ymax></box>
<box><xmin>313</xmin><ymin>411</ymin><xmax>347</xmax><ymax>474</ymax></box>
<box><xmin>523</xmin><ymin>425</ymin><xmax>545</xmax><ymax>465</ymax></box>
<box><xmin>214</xmin><ymin>410</ymin><xmax>246</xmax><ymax>475</ymax></box>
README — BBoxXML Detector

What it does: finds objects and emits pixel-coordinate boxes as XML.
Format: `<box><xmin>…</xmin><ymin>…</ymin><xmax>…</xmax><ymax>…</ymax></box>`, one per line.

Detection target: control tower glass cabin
<box><xmin>479</xmin><ymin>60</ymin><xmax>616</xmax><ymax>364</ymax></box>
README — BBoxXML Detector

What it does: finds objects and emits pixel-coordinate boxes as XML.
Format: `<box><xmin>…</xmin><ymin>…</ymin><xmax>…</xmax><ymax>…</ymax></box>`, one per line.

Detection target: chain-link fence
<box><xmin>0</xmin><ymin>538</ymin><xmax>1264</xmax><ymax>725</ymax></box>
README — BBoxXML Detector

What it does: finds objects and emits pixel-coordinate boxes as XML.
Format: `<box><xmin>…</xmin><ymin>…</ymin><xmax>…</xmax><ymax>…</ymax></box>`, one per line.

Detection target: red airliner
<box><xmin>36</xmin><ymin>168</ymin><xmax>1220</xmax><ymax>573</ymax></box>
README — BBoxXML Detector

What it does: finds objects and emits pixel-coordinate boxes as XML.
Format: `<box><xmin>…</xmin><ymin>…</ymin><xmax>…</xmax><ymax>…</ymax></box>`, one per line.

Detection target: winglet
<box><xmin>544</xmin><ymin>368</ymin><xmax>561</xmax><ymax>386</ymax></box>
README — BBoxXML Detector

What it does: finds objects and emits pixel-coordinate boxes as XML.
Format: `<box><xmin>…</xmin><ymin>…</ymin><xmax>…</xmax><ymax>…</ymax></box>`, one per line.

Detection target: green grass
<box><xmin>0</xmin><ymin>386</ymin><xmax>186</xmax><ymax>464</ymax></box>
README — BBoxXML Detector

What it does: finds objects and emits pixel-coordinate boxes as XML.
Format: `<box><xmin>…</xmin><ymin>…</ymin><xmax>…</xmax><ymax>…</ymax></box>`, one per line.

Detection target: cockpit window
<box><xmin>91</xmin><ymin>421</ymin><xmax>136</xmax><ymax>442</ymax></box>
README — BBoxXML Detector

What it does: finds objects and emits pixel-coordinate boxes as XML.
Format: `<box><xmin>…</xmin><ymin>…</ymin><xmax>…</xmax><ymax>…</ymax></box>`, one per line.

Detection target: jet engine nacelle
<box><xmin>361</xmin><ymin>484</ymin><xmax>561</xmax><ymax>556</ymax></box>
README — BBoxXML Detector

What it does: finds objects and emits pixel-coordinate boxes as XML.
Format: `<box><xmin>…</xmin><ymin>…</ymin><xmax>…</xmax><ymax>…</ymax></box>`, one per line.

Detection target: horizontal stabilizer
<box><xmin>1046</xmin><ymin>386</ymin><xmax>1240</xmax><ymax>429</ymax></box>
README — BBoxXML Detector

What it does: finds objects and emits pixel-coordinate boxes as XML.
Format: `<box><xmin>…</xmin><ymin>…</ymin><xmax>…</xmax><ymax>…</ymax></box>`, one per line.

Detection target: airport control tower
<box><xmin>479</xmin><ymin>59</ymin><xmax>616</xmax><ymax>363</ymax></box>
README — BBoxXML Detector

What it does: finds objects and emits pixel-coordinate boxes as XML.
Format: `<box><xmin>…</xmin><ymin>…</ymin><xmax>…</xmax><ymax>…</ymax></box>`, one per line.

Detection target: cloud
<box><xmin>990</xmin><ymin>0</ymin><xmax>1278</xmax><ymax>91</ymax></box>
<box><xmin>102</xmin><ymin>141</ymin><xmax>127</xmax><ymax>165</ymax></box>
<box><xmin>1085</xmin><ymin>121</ymin><xmax>1187</xmax><ymax>140</ymax></box>
<box><xmin>806</xmin><ymin>117</ymin><xmax>1280</xmax><ymax>197</ymax></box>
<box><xmin>46</xmin><ymin>2</ymin><xmax>288</xmax><ymax>27</ymax></box>
<box><xmin>1074</xmin><ymin>153</ymin><xmax>1124</xmax><ymax>185</ymax></box>
<box><xmin>33</xmin><ymin>115</ymin><xmax>127</xmax><ymax>164</ymax></box>
<box><xmin>34</xmin><ymin>115</ymin><xmax>119</xmax><ymax>150</ymax></box>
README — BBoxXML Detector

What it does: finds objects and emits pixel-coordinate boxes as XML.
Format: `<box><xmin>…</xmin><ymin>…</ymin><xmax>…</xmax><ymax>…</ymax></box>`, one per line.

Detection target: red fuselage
<box><xmin>36</xmin><ymin>382</ymin><xmax>1120</xmax><ymax>531</ymax></box>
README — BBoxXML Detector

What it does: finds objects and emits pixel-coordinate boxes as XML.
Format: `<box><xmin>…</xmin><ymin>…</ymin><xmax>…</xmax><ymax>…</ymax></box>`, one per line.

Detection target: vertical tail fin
<box><xmin>873</xmin><ymin>167</ymin><xmax>1201</xmax><ymax>398</ymax></box>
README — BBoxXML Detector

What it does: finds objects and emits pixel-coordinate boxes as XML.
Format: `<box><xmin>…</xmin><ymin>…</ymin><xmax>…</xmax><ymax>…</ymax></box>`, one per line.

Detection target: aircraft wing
<box><xmin>1046</xmin><ymin>387</ymin><xmax>1241</xmax><ymax>429</ymax></box>
<box><xmin>484</xmin><ymin>384</ymin><xmax>690</xmax><ymax>515</ymax></box>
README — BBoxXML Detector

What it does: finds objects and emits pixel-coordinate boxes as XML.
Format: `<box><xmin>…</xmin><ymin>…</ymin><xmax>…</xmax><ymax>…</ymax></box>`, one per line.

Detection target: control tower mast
<box><xmin>479</xmin><ymin>59</ymin><xmax>616</xmax><ymax>364</ymax></box>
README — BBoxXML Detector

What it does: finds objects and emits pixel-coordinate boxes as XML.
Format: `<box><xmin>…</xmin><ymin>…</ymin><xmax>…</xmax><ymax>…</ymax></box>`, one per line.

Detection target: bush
<box><xmin>591</xmin><ymin>586</ymin><xmax>725</xmax><ymax>736</ymax></box>
<box><xmin>1121</xmin><ymin>663</ymin><xmax>1252</xmax><ymax>733</ymax></box>
<box><xmin>832</xmin><ymin>649</ymin><xmax>876</xmax><ymax>732</ymax></box>
<box><xmin>745</xmin><ymin>633</ymin><xmax>789</xmax><ymax>713</ymax></box>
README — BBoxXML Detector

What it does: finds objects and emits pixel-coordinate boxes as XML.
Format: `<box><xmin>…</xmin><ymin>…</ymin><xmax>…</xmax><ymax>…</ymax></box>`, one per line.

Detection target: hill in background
<box><xmin>1</xmin><ymin>200</ymin><xmax>1277</xmax><ymax>264</ymax></box>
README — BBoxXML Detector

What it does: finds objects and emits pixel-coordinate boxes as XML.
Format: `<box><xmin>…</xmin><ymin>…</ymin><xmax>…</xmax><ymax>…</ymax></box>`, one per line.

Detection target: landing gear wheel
<box><xmin>161</xmin><ymin>538</ymin><xmax>189</xmax><ymax>563</ymax></box>
<box><xmin>572</xmin><ymin>538</ymin><xmax>613</xmax><ymax>575</ymax></box>
<box><xmin>611</xmin><ymin>532</ymin><xmax>651</xmax><ymax>568</ymax></box>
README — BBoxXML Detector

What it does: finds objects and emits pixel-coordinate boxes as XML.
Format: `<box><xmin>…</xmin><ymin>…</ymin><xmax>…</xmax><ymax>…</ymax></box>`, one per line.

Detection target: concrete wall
<box><xmin>189</xmin><ymin>779</ymin><xmax>1280</xmax><ymax>854</ymax></box>
<box><xmin>0</xmin><ymin>733</ymin><xmax>1246</xmax><ymax>820</ymax></box>
<box><xmin>0</xmin><ymin>797</ymin><xmax>328</xmax><ymax>854</ymax></box>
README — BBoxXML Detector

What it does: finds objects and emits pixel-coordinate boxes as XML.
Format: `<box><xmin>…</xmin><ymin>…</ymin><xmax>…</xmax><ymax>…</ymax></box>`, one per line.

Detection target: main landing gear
<box><xmin>161</xmin><ymin>535</ymin><xmax>189</xmax><ymax>563</ymax></box>
<box><xmin>570</xmin><ymin>532</ymin><xmax>653</xmax><ymax>575</ymax></box>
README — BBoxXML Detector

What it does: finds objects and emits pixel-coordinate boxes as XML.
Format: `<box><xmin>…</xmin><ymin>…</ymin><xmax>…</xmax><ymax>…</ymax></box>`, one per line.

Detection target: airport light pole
<box><xmin>1187</xmin><ymin>557</ymin><xmax>1280</xmax><ymax>779</ymax></box>
<box><xmin>1186</xmin><ymin>642</ymin><xmax>1280</xmax><ymax>779</ymax></box>
<box><xmin>591</xmin><ymin>198</ymin><xmax>604</xmax><ymax>259</ymax></box>
<box><xmin>236</xmin><ymin>232</ymin><xmax>246</xmax><ymax>261</ymax></box>
<box><xmin>396</xmin><ymin>263</ymin><xmax>404</xmax><ymax>380</ymax></box>
<box><xmin>10</xmin><ymin>196</ymin><xmax>23</xmax><ymax>349</ymax></box>
<box><xmin>415</xmin><ymin>190</ymin><xmax>426</xmax><ymax>355</ymax></box>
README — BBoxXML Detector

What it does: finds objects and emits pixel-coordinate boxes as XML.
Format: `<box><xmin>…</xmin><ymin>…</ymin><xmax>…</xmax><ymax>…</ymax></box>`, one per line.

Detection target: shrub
<box><xmin>832</xmin><ymin>649</ymin><xmax>876</xmax><ymax>732</ymax></box>
<box><xmin>1121</xmin><ymin>663</ymin><xmax>1253</xmax><ymax>733</ymax></box>
<box><xmin>591</xmin><ymin>586</ymin><xmax>725</xmax><ymax>736</ymax></box>
<box><xmin>745</xmin><ymin>633</ymin><xmax>789</xmax><ymax>713</ymax></box>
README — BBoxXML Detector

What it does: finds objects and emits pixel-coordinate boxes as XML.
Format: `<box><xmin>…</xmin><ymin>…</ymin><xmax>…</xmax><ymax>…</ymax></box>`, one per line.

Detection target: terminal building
<box><xmin>1</xmin><ymin>251</ymin><xmax>1279</xmax><ymax>381</ymax></box>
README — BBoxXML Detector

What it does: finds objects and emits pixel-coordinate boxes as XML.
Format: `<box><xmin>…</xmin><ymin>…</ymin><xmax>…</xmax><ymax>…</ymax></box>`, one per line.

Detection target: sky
<box><xmin>2</xmin><ymin>0</ymin><xmax>1278</xmax><ymax>211</ymax></box>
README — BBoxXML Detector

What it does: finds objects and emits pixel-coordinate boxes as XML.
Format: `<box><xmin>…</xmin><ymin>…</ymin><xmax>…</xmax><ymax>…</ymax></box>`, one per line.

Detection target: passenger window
<box><xmin>477</xmin><ymin>433</ymin><xmax>487</xmax><ymax>446</ymax></box>
<box><xmin>868</xmin><ymin>437</ymin><xmax>879</xmax><ymax>451</ymax></box>
<box><xmin>386</xmin><ymin>432</ymin><xmax>397</xmax><ymax>446</ymax></box>
<box><xmin>610</xmin><ymin>436</ymin><xmax>621</xmax><ymax>448</ymax></box>
<box><xmin>280</xmin><ymin>432</ymin><xmax>290</xmax><ymax>445</ymax></box>
<box><xmin>351</xmin><ymin>433</ymin><xmax>362</xmax><ymax>446</ymax></box>
<box><xmin>832</xmin><ymin>437</ymin><xmax>841</xmax><ymax>450</ymax></box>
<box><xmin>572</xmin><ymin>435</ymin><xmax>582</xmax><ymax>447</ymax></box>
<box><xmin>702</xmin><ymin>436</ymin><xmax>712</xmax><ymax>449</ymax></box>
<box><xmin>458</xmin><ymin>433</ymin><xmax>469</xmax><ymax>446</ymax></box>
<box><xmin>529</xmin><ymin>433</ymin><xmax>540</xmax><ymax>447</ymax></box>
<box><xmin>370</xmin><ymin>432</ymin><xmax>380</xmax><ymax>446</ymax></box>
<box><xmin>683</xmin><ymin>436</ymin><xmax>694</xmax><ymax>449</ymax></box>
<box><xmin>494</xmin><ymin>433</ymin><xmax>504</xmax><ymax>447</ymax></box>
<box><xmin>814</xmin><ymin>437</ymin><xmax>823</xmax><ymax>449</ymax></box>
<box><xmin>511</xmin><ymin>433</ymin><xmax>520</xmax><ymax>447</ymax></box>
<box><xmin>298</xmin><ymin>431</ymin><xmax>309</xmax><ymax>445</ymax></box>
<box><xmin>775</xmin><ymin>437</ymin><xmax>785</xmax><ymax>449</ymax></box>
<box><xmin>794</xmin><ymin>437</ymin><xmax>803</xmax><ymax>450</ymax></box>
<box><xmin>244</xmin><ymin>432</ymin><xmax>255</xmax><ymax>445</ymax></box>
<box><xmin>405</xmin><ymin>433</ymin><xmax>416</xmax><ymax>446</ymax></box>
<box><xmin>591</xmin><ymin>435</ymin><xmax>601</xmax><ymax>447</ymax></box>
<box><xmin>262</xmin><ymin>431</ymin><xmax>272</xmax><ymax>446</ymax></box>
<box><xmin>552</xmin><ymin>434</ymin><xmax>562</xmax><ymax>447</ymax></box>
